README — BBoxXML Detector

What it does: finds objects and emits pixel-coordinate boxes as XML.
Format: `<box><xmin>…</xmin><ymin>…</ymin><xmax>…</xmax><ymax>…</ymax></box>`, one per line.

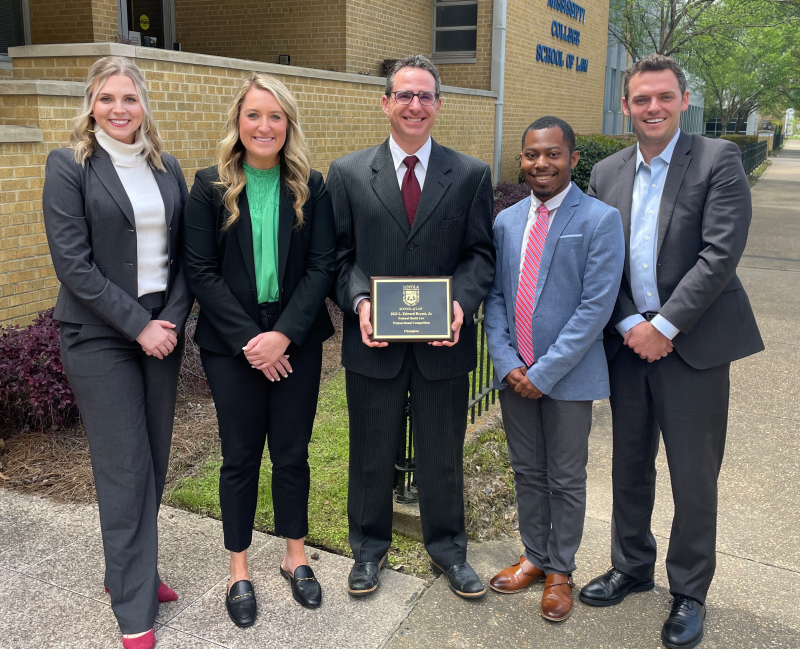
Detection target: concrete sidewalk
<box><xmin>387</xmin><ymin>141</ymin><xmax>800</xmax><ymax>649</ymax></box>
<box><xmin>1</xmin><ymin>142</ymin><xmax>799</xmax><ymax>649</ymax></box>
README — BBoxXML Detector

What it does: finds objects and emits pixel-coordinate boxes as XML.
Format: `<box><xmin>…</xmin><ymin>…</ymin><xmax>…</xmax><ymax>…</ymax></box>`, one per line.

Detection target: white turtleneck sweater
<box><xmin>95</xmin><ymin>129</ymin><xmax>169</xmax><ymax>298</ymax></box>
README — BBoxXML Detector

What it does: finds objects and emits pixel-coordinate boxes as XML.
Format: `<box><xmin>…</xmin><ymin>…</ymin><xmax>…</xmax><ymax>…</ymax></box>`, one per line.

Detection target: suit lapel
<box><xmin>507</xmin><ymin>197</ymin><xmax>531</xmax><ymax>313</ymax></box>
<box><xmin>151</xmin><ymin>164</ymin><xmax>175</xmax><ymax>229</ymax></box>
<box><xmin>534</xmin><ymin>184</ymin><xmax>580</xmax><ymax>305</ymax></box>
<box><xmin>409</xmin><ymin>140</ymin><xmax>452</xmax><ymax>239</ymax></box>
<box><xmin>234</xmin><ymin>188</ymin><xmax>258</xmax><ymax>295</ymax></box>
<box><xmin>90</xmin><ymin>148</ymin><xmax>136</xmax><ymax>228</ymax></box>
<box><xmin>277</xmin><ymin>181</ymin><xmax>293</xmax><ymax>288</ymax></box>
<box><xmin>657</xmin><ymin>132</ymin><xmax>692</xmax><ymax>258</ymax></box>
<box><xmin>370</xmin><ymin>140</ymin><xmax>411</xmax><ymax>236</ymax></box>
<box><xmin>617</xmin><ymin>148</ymin><xmax>636</xmax><ymax>287</ymax></box>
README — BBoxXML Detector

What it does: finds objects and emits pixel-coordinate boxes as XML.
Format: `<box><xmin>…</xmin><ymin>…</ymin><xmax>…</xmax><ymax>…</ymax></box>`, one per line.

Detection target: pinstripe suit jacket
<box><xmin>328</xmin><ymin>138</ymin><xmax>495</xmax><ymax>380</ymax></box>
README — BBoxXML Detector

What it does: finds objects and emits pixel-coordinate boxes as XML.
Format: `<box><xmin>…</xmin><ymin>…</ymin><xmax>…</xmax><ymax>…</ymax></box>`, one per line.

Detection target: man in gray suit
<box><xmin>484</xmin><ymin>116</ymin><xmax>624</xmax><ymax>622</ymax></box>
<box><xmin>579</xmin><ymin>55</ymin><xmax>763</xmax><ymax>649</ymax></box>
<box><xmin>328</xmin><ymin>54</ymin><xmax>495</xmax><ymax>600</ymax></box>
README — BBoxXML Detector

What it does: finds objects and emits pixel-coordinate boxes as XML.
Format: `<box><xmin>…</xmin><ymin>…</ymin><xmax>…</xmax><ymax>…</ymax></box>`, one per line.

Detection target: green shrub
<box><xmin>571</xmin><ymin>134</ymin><xmax>632</xmax><ymax>192</ymax></box>
<box><xmin>719</xmin><ymin>134</ymin><xmax>759</xmax><ymax>149</ymax></box>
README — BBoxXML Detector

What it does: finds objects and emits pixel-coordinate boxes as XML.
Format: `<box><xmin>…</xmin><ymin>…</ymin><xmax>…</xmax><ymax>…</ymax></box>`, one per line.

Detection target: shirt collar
<box><xmin>530</xmin><ymin>181</ymin><xmax>573</xmax><ymax>215</ymax></box>
<box><xmin>636</xmin><ymin>128</ymin><xmax>681</xmax><ymax>169</ymax></box>
<box><xmin>389</xmin><ymin>135</ymin><xmax>432</xmax><ymax>172</ymax></box>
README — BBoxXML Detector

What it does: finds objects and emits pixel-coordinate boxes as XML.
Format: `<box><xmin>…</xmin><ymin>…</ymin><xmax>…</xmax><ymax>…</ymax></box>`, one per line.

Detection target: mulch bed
<box><xmin>0</xmin><ymin>327</ymin><xmax>343</xmax><ymax>504</ymax></box>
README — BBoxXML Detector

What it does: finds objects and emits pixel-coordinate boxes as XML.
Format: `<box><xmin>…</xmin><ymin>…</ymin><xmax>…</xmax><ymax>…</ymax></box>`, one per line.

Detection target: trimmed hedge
<box><xmin>719</xmin><ymin>134</ymin><xmax>759</xmax><ymax>148</ymax></box>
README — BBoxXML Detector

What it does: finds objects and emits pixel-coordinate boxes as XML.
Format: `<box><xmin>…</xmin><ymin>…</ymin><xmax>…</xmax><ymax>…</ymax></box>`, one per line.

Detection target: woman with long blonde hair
<box><xmin>42</xmin><ymin>56</ymin><xmax>193</xmax><ymax>649</ymax></box>
<box><xmin>184</xmin><ymin>73</ymin><xmax>335</xmax><ymax>623</ymax></box>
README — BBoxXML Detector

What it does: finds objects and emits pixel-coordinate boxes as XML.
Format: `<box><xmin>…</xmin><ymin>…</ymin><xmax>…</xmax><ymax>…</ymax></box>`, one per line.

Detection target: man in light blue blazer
<box><xmin>484</xmin><ymin>116</ymin><xmax>625</xmax><ymax>622</ymax></box>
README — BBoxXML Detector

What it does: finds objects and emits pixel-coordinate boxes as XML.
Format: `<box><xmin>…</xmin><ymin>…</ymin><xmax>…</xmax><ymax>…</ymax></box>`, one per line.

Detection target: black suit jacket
<box><xmin>588</xmin><ymin>132</ymin><xmax>763</xmax><ymax>369</ymax></box>
<box><xmin>43</xmin><ymin>146</ymin><xmax>192</xmax><ymax>340</ymax></box>
<box><xmin>184</xmin><ymin>166</ymin><xmax>335</xmax><ymax>357</ymax></box>
<box><xmin>328</xmin><ymin>138</ymin><xmax>495</xmax><ymax>380</ymax></box>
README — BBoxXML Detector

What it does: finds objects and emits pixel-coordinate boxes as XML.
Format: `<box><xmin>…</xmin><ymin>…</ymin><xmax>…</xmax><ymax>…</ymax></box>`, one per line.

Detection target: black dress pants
<box><xmin>200</xmin><ymin>307</ymin><xmax>322</xmax><ymax>552</ymax></box>
<box><xmin>346</xmin><ymin>350</ymin><xmax>469</xmax><ymax>566</ymax></box>
<box><xmin>59</xmin><ymin>309</ymin><xmax>183</xmax><ymax>634</ymax></box>
<box><xmin>609</xmin><ymin>343</ymin><xmax>730</xmax><ymax>604</ymax></box>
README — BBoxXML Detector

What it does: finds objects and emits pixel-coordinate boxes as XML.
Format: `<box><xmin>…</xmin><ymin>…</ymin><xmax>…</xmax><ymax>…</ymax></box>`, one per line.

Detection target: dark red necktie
<box><xmin>401</xmin><ymin>155</ymin><xmax>421</xmax><ymax>226</ymax></box>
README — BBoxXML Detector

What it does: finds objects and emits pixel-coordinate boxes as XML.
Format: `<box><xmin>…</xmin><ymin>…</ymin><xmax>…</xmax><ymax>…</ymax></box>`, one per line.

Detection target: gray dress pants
<box><xmin>60</xmin><ymin>322</ymin><xmax>184</xmax><ymax>634</ymax></box>
<box><xmin>499</xmin><ymin>388</ymin><xmax>592</xmax><ymax>575</ymax></box>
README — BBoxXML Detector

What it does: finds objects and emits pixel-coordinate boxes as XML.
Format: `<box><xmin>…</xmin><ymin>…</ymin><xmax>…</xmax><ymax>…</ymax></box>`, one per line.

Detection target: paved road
<box><xmin>387</xmin><ymin>140</ymin><xmax>800</xmax><ymax>649</ymax></box>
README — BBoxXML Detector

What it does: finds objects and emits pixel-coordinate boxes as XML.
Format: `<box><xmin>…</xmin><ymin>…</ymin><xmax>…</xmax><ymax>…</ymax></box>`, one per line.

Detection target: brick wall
<box><xmin>0</xmin><ymin>46</ymin><xmax>495</xmax><ymax>326</ymax></box>
<box><xmin>344</xmin><ymin>0</ymin><xmax>430</xmax><ymax>76</ymax></box>
<box><xmin>499</xmin><ymin>0</ymin><xmax>609</xmax><ymax>180</ymax></box>
<box><xmin>29</xmin><ymin>0</ymin><xmax>117</xmax><ymax>45</ymax></box>
<box><xmin>174</xmin><ymin>0</ymin><xmax>347</xmax><ymax>71</ymax></box>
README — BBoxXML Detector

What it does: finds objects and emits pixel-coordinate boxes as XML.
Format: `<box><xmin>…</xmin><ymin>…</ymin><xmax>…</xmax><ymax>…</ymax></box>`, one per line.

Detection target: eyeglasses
<box><xmin>390</xmin><ymin>91</ymin><xmax>439</xmax><ymax>106</ymax></box>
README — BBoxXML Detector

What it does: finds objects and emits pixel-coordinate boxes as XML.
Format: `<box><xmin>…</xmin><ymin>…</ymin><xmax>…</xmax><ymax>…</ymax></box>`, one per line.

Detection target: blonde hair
<box><xmin>70</xmin><ymin>56</ymin><xmax>164</xmax><ymax>171</ymax></box>
<box><xmin>216</xmin><ymin>73</ymin><xmax>311</xmax><ymax>229</ymax></box>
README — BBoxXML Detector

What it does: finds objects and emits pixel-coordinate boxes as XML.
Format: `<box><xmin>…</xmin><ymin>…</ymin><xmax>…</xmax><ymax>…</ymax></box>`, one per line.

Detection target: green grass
<box><xmin>166</xmin><ymin>369</ymin><xmax>430</xmax><ymax>574</ymax></box>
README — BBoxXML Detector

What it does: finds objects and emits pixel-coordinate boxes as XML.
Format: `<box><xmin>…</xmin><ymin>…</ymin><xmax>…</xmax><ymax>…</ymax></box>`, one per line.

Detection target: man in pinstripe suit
<box><xmin>328</xmin><ymin>55</ymin><xmax>495</xmax><ymax>600</ymax></box>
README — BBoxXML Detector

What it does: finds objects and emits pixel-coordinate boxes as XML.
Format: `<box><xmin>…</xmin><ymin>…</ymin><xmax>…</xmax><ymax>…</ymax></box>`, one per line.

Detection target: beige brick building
<box><xmin>0</xmin><ymin>0</ymin><xmax>609</xmax><ymax>325</ymax></box>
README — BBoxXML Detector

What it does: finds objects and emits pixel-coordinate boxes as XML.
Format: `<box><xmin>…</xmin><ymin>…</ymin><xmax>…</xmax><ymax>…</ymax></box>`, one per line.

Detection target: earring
<box><xmin>144</xmin><ymin>121</ymin><xmax>151</xmax><ymax>134</ymax></box>
<box><xmin>87</xmin><ymin>115</ymin><xmax>100</xmax><ymax>133</ymax></box>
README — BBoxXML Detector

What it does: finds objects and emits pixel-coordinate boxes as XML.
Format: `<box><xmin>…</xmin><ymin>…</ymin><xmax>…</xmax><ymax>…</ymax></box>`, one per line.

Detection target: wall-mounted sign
<box><xmin>552</xmin><ymin>20</ymin><xmax>580</xmax><ymax>45</ymax></box>
<box><xmin>139</xmin><ymin>15</ymin><xmax>150</xmax><ymax>31</ymax></box>
<box><xmin>547</xmin><ymin>0</ymin><xmax>586</xmax><ymax>23</ymax></box>
<box><xmin>536</xmin><ymin>44</ymin><xmax>588</xmax><ymax>72</ymax></box>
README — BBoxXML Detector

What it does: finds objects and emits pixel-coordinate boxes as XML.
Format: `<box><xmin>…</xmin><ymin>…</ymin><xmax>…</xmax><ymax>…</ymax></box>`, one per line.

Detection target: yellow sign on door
<box><xmin>140</xmin><ymin>15</ymin><xmax>150</xmax><ymax>30</ymax></box>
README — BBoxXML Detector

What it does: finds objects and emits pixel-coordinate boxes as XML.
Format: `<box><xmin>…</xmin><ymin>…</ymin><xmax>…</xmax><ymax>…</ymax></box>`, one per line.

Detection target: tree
<box><xmin>608</xmin><ymin>0</ymin><xmax>800</xmax><ymax>62</ymax></box>
<box><xmin>688</xmin><ymin>10</ymin><xmax>800</xmax><ymax>133</ymax></box>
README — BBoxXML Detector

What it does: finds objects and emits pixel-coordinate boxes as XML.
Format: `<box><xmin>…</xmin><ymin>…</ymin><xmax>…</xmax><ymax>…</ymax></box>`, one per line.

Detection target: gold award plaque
<box><xmin>370</xmin><ymin>276</ymin><xmax>454</xmax><ymax>342</ymax></box>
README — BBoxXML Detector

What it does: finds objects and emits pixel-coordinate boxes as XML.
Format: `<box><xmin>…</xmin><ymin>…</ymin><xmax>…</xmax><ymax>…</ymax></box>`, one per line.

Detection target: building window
<box><xmin>432</xmin><ymin>0</ymin><xmax>478</xmax><ymax>64</ymax></box>
<box><xmin>0</xmin><ymin>0</ymin><xmax>27</xmax><ymax>56</ymax></box>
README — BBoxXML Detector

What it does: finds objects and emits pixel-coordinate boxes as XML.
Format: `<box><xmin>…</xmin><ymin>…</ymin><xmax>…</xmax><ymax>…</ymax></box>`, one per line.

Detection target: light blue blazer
<box><xmin>484</xmin><ymin>183</ymin><xmax>625</xmax><ymax>401</ymax></box>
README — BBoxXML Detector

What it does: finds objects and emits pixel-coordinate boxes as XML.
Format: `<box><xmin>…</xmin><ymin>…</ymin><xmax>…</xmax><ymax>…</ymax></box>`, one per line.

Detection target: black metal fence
<box><xmin>394</xmin><ymin>307</ymin><xmax>498</xmax><ymax>503</ymax></box>
<box><xmin>741</xmin><ymin>140</ymin><xmax>768</xmax><ymax>175</ymax></box>
<box><xmin>773</xmin><ymin>128</ymin><xmax>785</xmax><ymax>152</ymax></box>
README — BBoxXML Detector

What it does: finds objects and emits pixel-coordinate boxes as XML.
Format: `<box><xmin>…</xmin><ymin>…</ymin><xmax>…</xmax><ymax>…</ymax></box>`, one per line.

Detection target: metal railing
<box><xmin>741</xmin><ymin>140</ymin><xmax>768</xmax><ymax>175</ymax></box>
<box><xmin>393</xmin><ymin>306</ymin><xmax>498</xmax><ymax>503</ymax></box>
<box><xmin>773</xmin><ymin>128</ymin><xmax>785</xmax><ymax>152</ymax></box>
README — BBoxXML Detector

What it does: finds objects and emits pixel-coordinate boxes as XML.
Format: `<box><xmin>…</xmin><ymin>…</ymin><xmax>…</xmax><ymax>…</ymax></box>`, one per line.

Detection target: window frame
<box><xmin>0</xmin><ymin>0</ymin><xmax>31</xmax><ymax>62</ymax></box>
<box><xmin>431</xmin><ymin>0</ymin><xmax>478</xmax><ymax>65</ymax></box>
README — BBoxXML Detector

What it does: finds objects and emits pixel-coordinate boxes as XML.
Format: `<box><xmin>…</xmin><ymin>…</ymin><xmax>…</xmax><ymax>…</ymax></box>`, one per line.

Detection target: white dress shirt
<box><xmin>615</xmin><ymin>129</ymin><xmax>681</xmax><ymax>339</ymax></box>
<box><xmin>519</xmin><ymin>182</ymin><xmax>573</xmax><ymax>274</ymax></box>
<box><xmin>354</xmin><ymin>136</ymin><xmax>433</xmax><ymax>312</ymax></box>
<box><xmin>95</xmin><ymin>128</ymin><xmax>168</xmax><ymax>298</ymax></box>
<box><xmin>389</xmin><ymin>134</ymin><xmax>431</xmax><ymax>190</ymax></box>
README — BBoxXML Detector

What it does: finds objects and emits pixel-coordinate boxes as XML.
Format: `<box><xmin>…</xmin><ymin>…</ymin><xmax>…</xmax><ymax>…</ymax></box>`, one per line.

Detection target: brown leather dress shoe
<box><xmin>540</xmin><ymin>573</ymin><xmax>575</xmax><ymax>622</ymax></box>
<box><xmin>489</xmin><ymin>555</ymin><xmax>546</xmax><ymax>594</ymax></box>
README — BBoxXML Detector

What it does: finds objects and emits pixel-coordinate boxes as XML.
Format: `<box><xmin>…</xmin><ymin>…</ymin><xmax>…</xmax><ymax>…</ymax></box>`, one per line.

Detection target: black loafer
<box><xmin>226</xmin><ymin>579</ymin><xmax>257</xmax><ymax>627</ymax></box>
<box><xmin>430</xmin><ymin>560</ymin><xmax>486</xmax><ymax>599</ymax></box>
<box><xmin>280</xmin><ymin>564</ymin><xmax>322</xmax><ymax>609</ymax></box>
<box><xmin>347</xmin><ymin>553</ymin><xmax>387</xmax><ymax>597</ymax></box>
<box><xmin>579</xmin><ymin>567</ymin><xmax>654</xmax><ymax>607</ymax></box>
<box><xmin>661</xmin><ymin>595</ymin><xmax>705</xmax><ymax>649</ymax></box>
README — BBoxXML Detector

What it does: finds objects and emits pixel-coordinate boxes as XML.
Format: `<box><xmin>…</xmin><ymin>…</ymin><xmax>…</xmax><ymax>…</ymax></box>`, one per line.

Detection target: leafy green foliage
<box><xmin>571</xmin><ymin>135</ymin><xmax>633</xmax><ymax>192</ymax></box>
<box><xmin>719</xmin><ymin>135</ymin><xmax>760</xmax><ymax>148</ymax></box>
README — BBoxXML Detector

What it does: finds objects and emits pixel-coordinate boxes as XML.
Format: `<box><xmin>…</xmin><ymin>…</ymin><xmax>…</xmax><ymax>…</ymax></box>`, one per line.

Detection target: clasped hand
<box><xmin>624</xmin><ymin>321</ymin><xmax>673</xmax><ymax>363</ymax></box>
<box><xmin>243</xmin><ymin>331</ymin><xmax>293</xmax><ymax>381</ymax></box>
<box><xmin>357</xmin><ymin>299</ymin><xmax>464</xmax><ymax>348</ymax></box>
<box><xmin>505</xmin><ymin>366</ymin><xmax>543</xmax><ymax>399</ymax></box>
<box><xmin>136</xmin><ymin>320</ymin><xmax>178</xmax><ymax>359</ymax></box>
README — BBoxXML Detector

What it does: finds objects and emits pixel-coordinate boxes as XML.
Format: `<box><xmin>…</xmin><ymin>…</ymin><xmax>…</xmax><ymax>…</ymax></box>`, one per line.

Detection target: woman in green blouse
<box><xmin>184</xmin><ymin>74</ymin><xmax>336</xmax><ymax>624</ymax></box>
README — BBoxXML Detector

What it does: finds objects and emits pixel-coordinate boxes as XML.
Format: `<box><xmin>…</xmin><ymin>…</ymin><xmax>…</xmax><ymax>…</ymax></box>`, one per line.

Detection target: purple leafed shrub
<box><xmin>0</xmin><ymin>308</ymin><xmax>78</xmax><ymax>432</ymax></box>
<box><xmin>494</xmin><ymin>182</ymin><xmax>531</xmax><ymax>221</ymax></box>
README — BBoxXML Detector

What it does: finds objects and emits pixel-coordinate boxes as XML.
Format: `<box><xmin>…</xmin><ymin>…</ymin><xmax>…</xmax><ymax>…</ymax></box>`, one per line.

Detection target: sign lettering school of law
<box><xmin>537</xmin><ymin>0</ymin><xmax>589</xmax><ymax>73</ymax></box>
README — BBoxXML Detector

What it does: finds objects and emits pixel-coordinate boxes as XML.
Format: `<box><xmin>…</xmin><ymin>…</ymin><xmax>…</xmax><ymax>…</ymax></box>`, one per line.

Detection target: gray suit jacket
<box><xmin>328</xmin><ymin>138</ymin><xmax>495</xmax><ymax>380</ymax></box>
<box><xmin>588</xmin><ymin>132</ymin><xmax>763</xmax><ymax>369</ymax></box>
<box><xmin>485</xmin><ymin>184</ymin><xmax>625</xmax><ymax>400</ymax></box>
<box><xmin>43</xmin><ymin>146</ymin><xmax>193</xmax><ymax>341</ymax></box>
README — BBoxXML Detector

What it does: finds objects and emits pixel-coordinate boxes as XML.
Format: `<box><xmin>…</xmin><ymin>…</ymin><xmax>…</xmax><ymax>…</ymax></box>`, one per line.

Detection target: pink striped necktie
<box><xmin>515</xmin><ymin>203</ymin><xmax>550</xmax><ymax>367</ymax></box>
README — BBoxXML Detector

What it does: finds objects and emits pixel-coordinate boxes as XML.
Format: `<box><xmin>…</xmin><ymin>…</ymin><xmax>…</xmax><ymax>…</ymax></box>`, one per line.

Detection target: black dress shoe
<box><xmin>661</xmin><ymin>595</ymin><xmax>705</xmax><ymax>649</ymax></box>
<box><xmin>430</xmin><ymin>560</ymin><xmax>486</xmax><ymax>599</ymax></box>
<box><xmin>280</xmin><ymin>564</ymin><xmax>322</xmax><ymax>609</ymax></box>
<box><xmin>226</xmin><ymin>580</ymin><xmax>257</xmax><ymax>627</ymax></box>
<box><xmin>579</xmin><ymin>567</ymin><xmax>654</xmax><ymax>607</ymax></box>
<box><xmin>347</xmin><ymin>553</ymin><xmax>387</xmax><ymax>597</ymax></box>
